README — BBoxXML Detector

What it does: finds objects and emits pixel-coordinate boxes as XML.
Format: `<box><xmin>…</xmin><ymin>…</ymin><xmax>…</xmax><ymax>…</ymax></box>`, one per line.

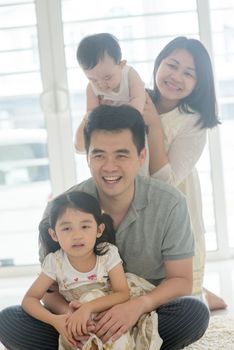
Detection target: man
<box><xmin>0</xmin><ymin>105</ymin><xmax>209</xmax><ymax>350</ymax></box>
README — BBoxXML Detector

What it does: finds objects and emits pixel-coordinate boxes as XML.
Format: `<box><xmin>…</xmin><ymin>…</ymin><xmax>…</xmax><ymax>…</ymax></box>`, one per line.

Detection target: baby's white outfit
<box><xmin>91</xmin><ymin>65</ymin><xmax>131</xmax><ymax>105</ymax></box>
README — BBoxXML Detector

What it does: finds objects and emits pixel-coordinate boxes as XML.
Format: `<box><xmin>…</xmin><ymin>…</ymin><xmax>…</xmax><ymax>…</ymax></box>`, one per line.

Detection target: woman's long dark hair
<box><xmin>39</xmin><ymin>191</ymin><xmax>115</xmax><ymax>259</ymax></box>
<box><xmin>151</xmin><ymin>36</ymin><xmax>220</xmax><ymax>128</ymax></box>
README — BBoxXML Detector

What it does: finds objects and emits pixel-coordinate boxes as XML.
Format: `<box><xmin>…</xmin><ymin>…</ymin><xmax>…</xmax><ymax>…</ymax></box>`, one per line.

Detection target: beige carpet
<box><xmin>184</xmin><ymin>314</ymin><xmax>234</xmax><ymax>349</ymax></box>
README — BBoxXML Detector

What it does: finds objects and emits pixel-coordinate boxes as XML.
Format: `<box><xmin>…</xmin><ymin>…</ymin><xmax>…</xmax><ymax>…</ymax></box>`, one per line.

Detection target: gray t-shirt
<box><xmin>40</xmin><ymin>176</ymin><xmax>194</xmax><ymax>285</ymax></box>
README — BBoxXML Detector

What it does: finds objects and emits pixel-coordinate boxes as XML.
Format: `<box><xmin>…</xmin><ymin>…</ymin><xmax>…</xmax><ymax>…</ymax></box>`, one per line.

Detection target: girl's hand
<box><xmin>143</xmin><ymin>92</ymin><xmax>161</xmax><ymax>126</ymax></box>
<box><xmin>51</xmin><ymin>314</ymin><xmax>77</xmax><ymax>347</ymax></box>
<box><xmin>66</xmin><ymin>304</ymin><xmax>92</xmax><ymax>337</ymax></box>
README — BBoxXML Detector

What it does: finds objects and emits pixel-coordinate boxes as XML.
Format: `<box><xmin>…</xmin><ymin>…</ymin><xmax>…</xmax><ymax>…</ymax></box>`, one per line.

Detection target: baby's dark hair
<box><xmin>77</xmin><ymin>33</ymin><xmax>122</xmax><ymax>70</ymax></box>
<box><xmin>39</xmin><ymin>191</ymin><xmax>115</xmax><ymax>259</ymax></box>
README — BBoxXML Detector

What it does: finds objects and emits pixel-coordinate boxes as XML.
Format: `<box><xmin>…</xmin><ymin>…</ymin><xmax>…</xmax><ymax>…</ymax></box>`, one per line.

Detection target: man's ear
<box><xmin>48</xmin><ymin>228</ymin><xmax>58</xmax><ymax>242</ymax></box>
<box><xmin>139</xmin><ymin>147</ymin><xmax>147</xmax><ymax>167</ymax></box>
<box><xmin>119</xmin><ymin>59</ymin><xmax>127</xmax><ymax>68</ymax></box>
<box><xmin>97</xmin><ymin>223</ymin><xmax>105</xmax><ymax>238</ymax></box>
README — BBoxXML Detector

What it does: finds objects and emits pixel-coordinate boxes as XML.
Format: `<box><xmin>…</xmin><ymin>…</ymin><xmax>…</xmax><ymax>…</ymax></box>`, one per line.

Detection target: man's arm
<box><xmin>94</xmin><ymin>257</ymin><xmax>193</xmax><ymax>343</ymax></box>
<box><xmin>139</xmin><ymin>257</ymin><xmax>193</xmax><ymax>311</ymax></box>
<box><xmin>42</xmin><ymin>289</ymin><xmax>69</xmax><ymax>315</ymax></box>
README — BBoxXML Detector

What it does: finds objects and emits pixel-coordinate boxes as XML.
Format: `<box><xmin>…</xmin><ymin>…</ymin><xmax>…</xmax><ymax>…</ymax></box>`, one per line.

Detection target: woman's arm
<box><xmin>128</xmin><ymin>67</ymin><xmax>145</xmax><ymax>114</ymax></box>
<box><xmin>66</xmin><ymin>262</ymin><xmax>129</xmax><ymax>336</ymax></box>
<box><xmin>74</xmin><ymin>84</ymin><xmax>99</xmax><ymax>153</ymax></box>
<box><xmin>143</xmin><ymin>92</ymin><xmax>206</xmax><ymax>186</ymax></box>
<box><xmin>143</xmin><ymin>93</ymin><xmax>168</xmax><ymax>174</ymax></box>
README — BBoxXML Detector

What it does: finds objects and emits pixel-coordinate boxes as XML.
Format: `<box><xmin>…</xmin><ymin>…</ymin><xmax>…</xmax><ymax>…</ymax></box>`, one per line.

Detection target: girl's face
<box><xmin>49</xmin><ymin>208</ymin><xmax>104</xmax><ymax>259</ymax></box>
<box><xmin>155</xmin><ymin>49</ymin><xmax>197</xmax><ymax>108</ymax></box>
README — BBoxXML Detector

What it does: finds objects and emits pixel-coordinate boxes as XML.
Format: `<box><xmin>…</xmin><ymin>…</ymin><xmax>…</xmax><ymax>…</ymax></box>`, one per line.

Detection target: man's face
<box><xmin>87</xmin><ymin>129</ymin><xmax>146</xmax><ymax>202</ymax></box>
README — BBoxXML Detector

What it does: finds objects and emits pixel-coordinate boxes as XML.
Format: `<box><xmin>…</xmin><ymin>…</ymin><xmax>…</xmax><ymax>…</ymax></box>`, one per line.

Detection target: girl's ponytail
<box><xmin>38</xmin><ymin>218</ymin><xmax>60</xmax><ymax>262</ymax></box>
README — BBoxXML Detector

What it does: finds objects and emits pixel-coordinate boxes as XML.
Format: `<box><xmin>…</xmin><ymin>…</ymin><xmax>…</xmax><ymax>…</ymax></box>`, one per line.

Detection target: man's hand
<box><xmin>94</xmin><ymin>298</ymin><xmax>144</xmax><ymax>343</ymax></box>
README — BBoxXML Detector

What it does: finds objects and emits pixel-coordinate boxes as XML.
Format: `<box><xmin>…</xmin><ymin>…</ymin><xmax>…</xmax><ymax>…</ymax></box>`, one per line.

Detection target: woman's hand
<box><xmin>94</xmin><ymin>298</ymin><xmax>144</xmax><ymax>344</ymax></box>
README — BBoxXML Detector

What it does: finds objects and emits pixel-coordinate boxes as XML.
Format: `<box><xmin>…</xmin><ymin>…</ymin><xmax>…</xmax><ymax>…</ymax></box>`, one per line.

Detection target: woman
<box><xmin>144</xmin><ymin>36</ymin><xmax>226</xmax><ymax>310</ymax></box>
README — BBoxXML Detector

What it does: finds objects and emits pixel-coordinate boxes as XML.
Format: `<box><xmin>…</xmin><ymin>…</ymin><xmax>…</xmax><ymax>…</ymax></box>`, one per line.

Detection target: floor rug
<box><xmin>184</xmin><ymin>315</ymin><xmax>234</xmax><ymax>349</ymax></box>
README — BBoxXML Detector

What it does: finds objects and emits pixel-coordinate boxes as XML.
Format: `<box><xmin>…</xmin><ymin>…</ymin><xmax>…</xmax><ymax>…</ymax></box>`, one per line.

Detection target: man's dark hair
<box><xmin>84</xmin><ymin>105</ymin><xmax>147</xmax><ymax>154</ymax></box>
<box><xmin>77</xmin><ymin>33</ymin><xmax>122</xmax><ymax>70</ymax></box>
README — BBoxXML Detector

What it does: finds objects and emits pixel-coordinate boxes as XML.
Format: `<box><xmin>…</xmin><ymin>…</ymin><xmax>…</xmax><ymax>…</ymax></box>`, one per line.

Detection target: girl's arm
<box><xmin>22</xmin><ymin>272</ymin><xmax>57</xmax><ymax>324</ymax></box>
<box><xmin>21</xmin><ymin>272</ymin><xmax>76</xmax><ymax>347</ymax></box>
<box><xmin>128</xmin><ymin>67</ymin><xmax>145</xmax><ymax>114</ymax></box>
<box><xmin>67</xmin><ymin>262</ymin><xmax>129</xmax><ymax>336</ymax></box>
<box><xmin>144</xmin><ymin>92</ymin><xmax>206</xmax><ymax>186</ymax></box>
<box><xmin>74</xmin><ymin>83</ymin><xmax>99</xmax><ymax>153</ymax></box>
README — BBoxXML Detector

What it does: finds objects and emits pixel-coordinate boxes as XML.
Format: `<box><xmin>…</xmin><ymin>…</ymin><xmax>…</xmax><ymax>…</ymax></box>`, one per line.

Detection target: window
<box><xmin>0</xmin><ymin>1</ymin><xmax>51</xmax><ymax>266</ymax></box>
<box><xmin>0</xmin><ymin>0</ymin><xmax>233</xmax><ymax>268</ymax></box>
<box><xmin>209</xmin><ymin>0</ymin><xmax>234</xmax><ymax>249</ymax></box>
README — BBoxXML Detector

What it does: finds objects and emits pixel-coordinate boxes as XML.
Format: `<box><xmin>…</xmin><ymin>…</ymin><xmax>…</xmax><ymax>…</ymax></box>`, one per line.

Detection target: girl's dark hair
<box><xmin>39</xmin><ymin>191</ymin><xmax>115</xmax><ymax>259</ymax></box>
<box><xmin>77</xmin><ymin>33</ymin><xmax>122</xmax><ymax>70</ymax></box>
<box><xmin>151</xmin><ymin>36</ymin><xmax>220</xmax><ymax>128</ymax></box>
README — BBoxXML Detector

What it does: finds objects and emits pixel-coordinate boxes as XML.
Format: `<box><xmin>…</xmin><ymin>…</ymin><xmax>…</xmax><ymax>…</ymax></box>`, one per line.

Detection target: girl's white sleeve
<box><xmin>152</xmin><ymin>117</ymin><xmax>207</xmax><ymax>186</ymax></box>
<box><xmin>106</xmin><ymin>244</ymin><xmax>123</xmax><ymax>273</ymax></box>
<box><xmin>41</xmin><ymin>252</ymin><xmax>57</xmax><ymax>281</ymax></box>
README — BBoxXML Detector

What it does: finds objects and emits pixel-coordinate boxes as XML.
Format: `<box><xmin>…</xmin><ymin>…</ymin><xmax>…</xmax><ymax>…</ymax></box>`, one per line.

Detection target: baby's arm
<box><xmin>21</xmin><ymin>272</ymin><xmax>76</xmax><ymax>347</ymax></box>
<box><xmin>66</xmin><ymin>262</ymin><xmax>129</xmax><ymax>337</ymax></box>
<box><xmin>74</xmin><ymin>83</ymin><xmax>99</xmax><ymax>153</ymax></box>
<box><xmin>128</xmin><ymin>67</ymin><xmax>145</xmax><ymax>114</ymax></box>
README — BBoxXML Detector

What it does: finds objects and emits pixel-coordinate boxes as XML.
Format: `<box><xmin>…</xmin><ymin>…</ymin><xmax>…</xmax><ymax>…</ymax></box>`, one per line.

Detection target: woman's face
<box><xmin>155</xmin><ymin>49</ymin><xmax>197</xmax><ymax>106</ymax></box>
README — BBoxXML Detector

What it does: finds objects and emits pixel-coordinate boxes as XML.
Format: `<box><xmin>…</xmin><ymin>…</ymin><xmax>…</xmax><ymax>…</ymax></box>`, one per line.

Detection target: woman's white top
<box><xmin>152</xmin><ymin>107</ymin><xmax>207</xmax><ymax>237</ymax></box>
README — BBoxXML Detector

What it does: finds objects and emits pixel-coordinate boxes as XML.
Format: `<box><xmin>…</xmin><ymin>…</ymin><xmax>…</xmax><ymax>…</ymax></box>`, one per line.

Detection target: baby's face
<box><xmin>84</xmin><ymin>53</ymin><xmax>125</xmax><ymax>92</ymax></box>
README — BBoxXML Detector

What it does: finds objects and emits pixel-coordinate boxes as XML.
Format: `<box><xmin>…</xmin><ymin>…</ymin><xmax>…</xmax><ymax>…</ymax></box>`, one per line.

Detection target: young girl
<box><xmin>22</xmin><ymin>191</ymin><xmax>162</xmax><ymax>350</ymax></box>
<box><xmin>74</xmin><ymin>33</ymin><xmax>145</xmax><ymax>153</ymax></box>
<box><xmin>22</xmin><ymin>191</ymin><xmax>132</xmax><ymax>350</ymax></box>
<box><xmin>143</xmin><ymin>36</ymin><xmax>226</xmax><ymax>310</ymax></box>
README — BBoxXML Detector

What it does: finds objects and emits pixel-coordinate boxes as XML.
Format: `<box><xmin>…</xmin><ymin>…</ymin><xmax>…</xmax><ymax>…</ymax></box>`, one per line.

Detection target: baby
<box><xmin>74</xmin><ymin>33</ymin><xmax>145</xmax><ymax>152</ymax></box>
